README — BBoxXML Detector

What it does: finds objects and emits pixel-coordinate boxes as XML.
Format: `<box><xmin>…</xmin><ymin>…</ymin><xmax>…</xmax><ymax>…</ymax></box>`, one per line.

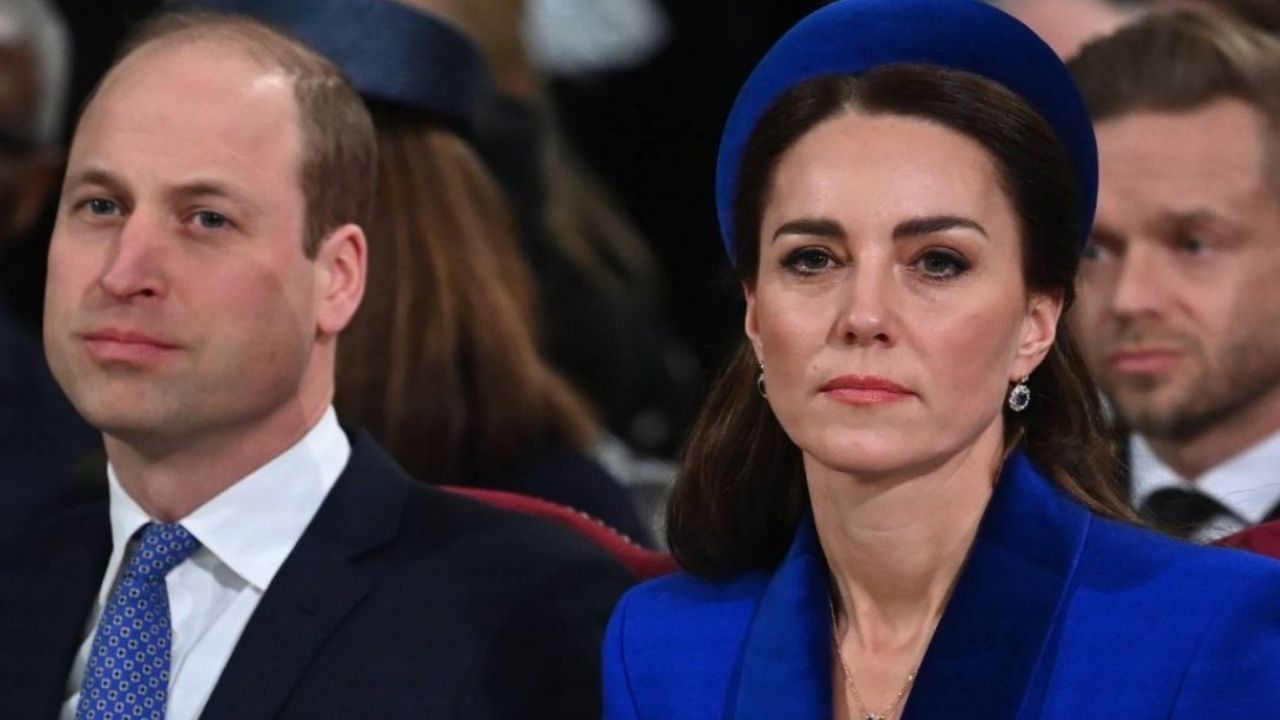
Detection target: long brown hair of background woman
<box><xmin>335</xmin><ymin>107</ymin><xmax>598</xmax><ymax>483</ymax></box>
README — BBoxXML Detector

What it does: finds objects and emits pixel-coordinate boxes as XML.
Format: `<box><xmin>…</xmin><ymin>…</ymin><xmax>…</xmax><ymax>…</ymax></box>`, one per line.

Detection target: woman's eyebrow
<box><xmin>893</xmin><ymin>214</ymin><xmax>988</xmax><ymax>240</ymax></box>
<box><xmin>772</xmin><ymin>217</ymin><xmax>844</xmax><ymax>242</ymax></box>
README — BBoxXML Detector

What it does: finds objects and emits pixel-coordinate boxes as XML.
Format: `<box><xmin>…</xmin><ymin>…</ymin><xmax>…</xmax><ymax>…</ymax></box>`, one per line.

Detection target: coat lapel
<box><xmin>728</xmin><ymin>451</ymin><xmax>1091</xmax><ymax>720</ymax></box>
<box><xmin>903</xmin><ymin>452</ymin><xmax>1091</xmax><ymax>719</ymax></box>
<box><xmin>199</xmin><ymin>432</ymin><xmax>406</xmax><ymax>720</ymax></box>
<box><xmin>730</xmin><ymin>513</ymin><xmax>832</xmax><ymax>720</ymax></box>
<box><xmin>0</xmin><ymin>503</ymin><xmax>110</xmax><ymax>718</ymax></box>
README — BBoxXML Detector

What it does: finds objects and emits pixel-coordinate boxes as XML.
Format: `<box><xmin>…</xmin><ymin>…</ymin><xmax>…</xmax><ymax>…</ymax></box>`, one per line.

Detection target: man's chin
<box><xmin>1107</xmin><ymin>384</ymin><xmax>1196</xmax><ymax>434</ymax></box>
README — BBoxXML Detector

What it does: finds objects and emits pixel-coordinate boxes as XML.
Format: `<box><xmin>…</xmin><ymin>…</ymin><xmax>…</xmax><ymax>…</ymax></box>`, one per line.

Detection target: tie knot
<box><xmin>1142</xmin><ymin>487</ymin><xmax>1228</xmax><ymax>539</ymax></box>
<box><xmin>127</xmin><ymin>522</ymin><xmax>200</xmax><ymax>581</ymax></box>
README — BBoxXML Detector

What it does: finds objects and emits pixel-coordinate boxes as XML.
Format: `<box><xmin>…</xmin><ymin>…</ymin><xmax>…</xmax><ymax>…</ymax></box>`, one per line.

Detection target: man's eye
<box><xmin>87</xmin><ymin>198</ymin><xmax>119</xmax><ymax>215</ymax></box>
<box><xmin>1176</xmin><ymin>235</ymin><xmax>1208</xmax><ymax>255</ymax></box>
<box><xmin>194</xmin><ymin>211</ymin><xmax>229</xmax><ymax>230</ymax></box>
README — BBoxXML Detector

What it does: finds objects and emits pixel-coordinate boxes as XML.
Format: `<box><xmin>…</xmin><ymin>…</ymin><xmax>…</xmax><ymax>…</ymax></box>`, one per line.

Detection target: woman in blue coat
<box><xmin>604</xmin><ymin>1</ymin><xmax>1280</xmax><ymax>718</ymax></box>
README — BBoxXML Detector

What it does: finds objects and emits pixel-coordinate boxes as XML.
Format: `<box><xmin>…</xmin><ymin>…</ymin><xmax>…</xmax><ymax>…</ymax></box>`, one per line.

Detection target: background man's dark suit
<box><xmin>0</xmin><ymin>307</ymin><xmax>100</xmax><ymax>541</ymax></box>
<box><xmin>0</xmin><ymin>431</ymin><xmax>634</xmax><ymax>719</ymax></box>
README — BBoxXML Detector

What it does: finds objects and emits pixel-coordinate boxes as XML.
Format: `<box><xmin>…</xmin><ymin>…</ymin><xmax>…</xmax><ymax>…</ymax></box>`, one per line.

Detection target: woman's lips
<box><xmin>820</xmin><ymin>375</ymin><xmax>914</xmax><ymax>406</ymax></box>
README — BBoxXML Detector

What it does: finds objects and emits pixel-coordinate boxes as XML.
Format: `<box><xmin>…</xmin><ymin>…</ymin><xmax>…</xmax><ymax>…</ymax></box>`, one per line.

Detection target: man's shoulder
<box><xmin>0</xmin><ymin>497</ymin><xmax>108</xmax><ymax>567</ymax></box>
<box><xmin>393</xmin><ymin>476</ymin><xmax>637</xmax><ymax>586</ymax></box>
<box><xmin>334</xmin><ymin>430</ymin><xmax>636</xmax><ymax>591</ymax></box>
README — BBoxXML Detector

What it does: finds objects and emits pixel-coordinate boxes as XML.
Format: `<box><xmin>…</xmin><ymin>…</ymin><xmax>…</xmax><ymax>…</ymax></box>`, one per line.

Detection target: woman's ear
<box><xmin>1013</xmin><ymin>290</ymin><xmax>1064</xmax><ymax>379</ymax></box>
<box><xmin>743</xmin><ymin>281</ymin><xmax>764</xmax><ymax>363</ymax></box>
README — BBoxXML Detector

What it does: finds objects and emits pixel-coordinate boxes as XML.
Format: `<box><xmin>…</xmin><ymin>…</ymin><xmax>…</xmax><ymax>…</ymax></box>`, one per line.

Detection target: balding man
<box><xmin>0</xmin><ymin>11</ymin><xmax>630</xmax><ymax>719</ymax></box>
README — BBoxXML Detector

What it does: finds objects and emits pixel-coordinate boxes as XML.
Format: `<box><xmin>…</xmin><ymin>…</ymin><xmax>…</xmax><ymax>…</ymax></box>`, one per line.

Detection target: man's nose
<box><xmin>99</xmin><ymin>211</ymin><xmax>167</xmax><ymax>301</ymax></box>
<box><xmin>1110</xmin><ymin>243</ymin><xmax>1171</xmax><ymax>319</ymax></box>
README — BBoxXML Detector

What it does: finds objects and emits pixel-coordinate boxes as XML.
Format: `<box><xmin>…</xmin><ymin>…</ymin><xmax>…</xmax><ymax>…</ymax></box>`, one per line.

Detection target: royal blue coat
<box><xmin>604</xmin><ymin>451</ymin><xmax>1280</xmax><ymax>719</ymax></box>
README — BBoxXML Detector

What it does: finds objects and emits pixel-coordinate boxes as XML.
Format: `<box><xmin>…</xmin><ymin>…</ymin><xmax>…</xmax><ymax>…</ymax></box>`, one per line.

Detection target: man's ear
<box><xmin>743</xmin><ymin>281</ymin><xmax>764</xmax><ymax>363</ymax></box>
<box><xmin>1013</xmin><ymin>290</ymin><xmax>1064</xmax><ymax>380</ymax></box>
<box><xmin>313</xmin><ymin>223</ymin><xmax>367</xmax><ymax>336</ymax></box>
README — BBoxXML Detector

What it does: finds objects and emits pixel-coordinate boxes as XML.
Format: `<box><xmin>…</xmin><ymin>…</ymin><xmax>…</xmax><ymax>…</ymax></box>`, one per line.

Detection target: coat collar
<box><xmin>730</xmin><ymin>451</ymin><xmax>1092</xmax><ymax>720</ymax></box>
<box><xmin>199</xmin><ymin>429</ymin><xmax>407</xmax><ymax>719</ymax></box>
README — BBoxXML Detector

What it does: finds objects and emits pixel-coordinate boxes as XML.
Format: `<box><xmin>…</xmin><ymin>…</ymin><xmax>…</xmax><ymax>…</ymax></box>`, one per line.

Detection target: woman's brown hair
<box><xmin>668</xmin><ymin>65</ymin><xmax>1133</xmax><ymax>577</ymax></box>
<box><xmin>335</xmin><ymin>106</ymin><xmax>598</xmax><ymax>483</ymax></box>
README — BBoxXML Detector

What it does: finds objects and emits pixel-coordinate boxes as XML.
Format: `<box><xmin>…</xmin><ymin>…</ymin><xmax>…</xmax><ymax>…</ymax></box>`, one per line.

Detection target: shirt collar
<box><xmin>105</xmin><ymin>407</ymin><xmax>351</xmax><ymax>594</ymax></box>
<box><xmin>1130</xmin><ymin>430</ymin><xmax>1280</xmax><ymax>525</ymax></box>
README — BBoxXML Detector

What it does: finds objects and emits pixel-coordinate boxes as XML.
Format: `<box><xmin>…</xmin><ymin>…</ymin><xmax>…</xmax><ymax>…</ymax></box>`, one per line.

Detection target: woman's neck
<box><xmin>808</xmin><ymin>428</ymin><xmax>1004</xmax><ymax>650</ymax></box>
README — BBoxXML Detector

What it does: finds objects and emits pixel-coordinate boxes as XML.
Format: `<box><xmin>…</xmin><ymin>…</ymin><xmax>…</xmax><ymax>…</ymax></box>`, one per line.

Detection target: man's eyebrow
<box><xmin>1162</xmin><ymin>208</ymin><xmax>1235</xmax><ymax>228</ymax></box>
<box><xmin>168</xmin><ymin>180</ymin><xmax>260</xmax><ymax>212</ymax></box>
<box><xmin>892</xmin><ymin>215</ymin><xmax>988</xmax><ymax>240</ymax></box>
<box><xmin>772</xmin><ymin>218</ymin><xmax>845</xmax><ymax>242</ymax></box>
<box><xmin>64</xmin><ymin>167</ymin><xmax>126</xmax><ymax>195</ymax></box>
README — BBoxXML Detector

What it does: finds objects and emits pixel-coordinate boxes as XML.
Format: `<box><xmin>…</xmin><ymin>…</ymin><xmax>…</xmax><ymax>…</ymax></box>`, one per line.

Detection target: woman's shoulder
<box><xmin>1078</xmin><ymin>514</ymin><xmax>1280</xmax><ymax>616</ymax></box>
<box><xmin>1062</xmin><ymin>518</ymin><xmax>1280</xmax><ymax>715</ymax></box>
<box><xmin>611</xmin><ymin>569</ymin><xmax>771</xmax><ymax>638</ymax></box>
<box><xmin>1087</xmin><ymin>514</ymin><xmax>1280</xmax><ymax>581</ymax></box>
<box><xmin>604</xmin><ymin>570</ymin><xmax>770</xmax><ymax>719</ymax></box>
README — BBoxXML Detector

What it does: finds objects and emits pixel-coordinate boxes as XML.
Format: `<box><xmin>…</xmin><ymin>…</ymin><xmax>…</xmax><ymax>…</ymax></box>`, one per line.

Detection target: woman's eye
<box><xmin>193</xmin><ymin>211</ymin><xmax>229</xmax><ymax>230</ymax></box>
<box><xmin>86</xmin><ymin>198</ymin><xmax>119</xmax><ymax>216</ymax></box>
<box><xmin>916</xmin><ymin>249</ymin><xmax>969</xmax><ymax>279</ymax></box>
<box><xmin>783</xmin><ymin>247</ymin><xmax>835</xmax><ymax>274</ymax></box>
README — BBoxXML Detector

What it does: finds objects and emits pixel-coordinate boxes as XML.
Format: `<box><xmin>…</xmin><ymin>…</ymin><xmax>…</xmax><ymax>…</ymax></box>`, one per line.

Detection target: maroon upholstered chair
<box><xmin>1217</xmin><ymin>520</ymin><xmax>1280</xmax><ymax>560</ymax></box>
<box><xmin>442</xmin><ymin>486</ymin><xmax>677</xmax><ymax>580</ymax></box>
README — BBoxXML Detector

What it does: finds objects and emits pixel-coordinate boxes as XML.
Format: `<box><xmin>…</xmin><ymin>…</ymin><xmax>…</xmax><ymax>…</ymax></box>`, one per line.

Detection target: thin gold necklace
<box><xmin>828</xmin><ymin>599</ymin><xmax>918</xmax><ymax>720</ymax></box>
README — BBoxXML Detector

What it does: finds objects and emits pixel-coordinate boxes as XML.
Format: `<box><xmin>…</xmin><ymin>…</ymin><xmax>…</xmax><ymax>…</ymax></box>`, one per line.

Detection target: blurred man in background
<box><xmin>0</xmin><ymin>0</ymin><xmax>99</xmax><ymax>540</ymax></box>
<box><xmin>1070</xmin><ymin>10</ymin><xmax>1280</xmax><ymax>540</ymax></box>
<box><xmin>991</xmin><ymin>0</ymin><xmax>1146</xmax><ymax>58</ymax></box>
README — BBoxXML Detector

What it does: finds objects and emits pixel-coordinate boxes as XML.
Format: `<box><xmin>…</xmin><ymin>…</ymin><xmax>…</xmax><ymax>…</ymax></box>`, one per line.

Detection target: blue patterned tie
<box><xmin>76</xmin><ymin>523</ymin><xmax>200</xmax><ymax>720</ymax></box>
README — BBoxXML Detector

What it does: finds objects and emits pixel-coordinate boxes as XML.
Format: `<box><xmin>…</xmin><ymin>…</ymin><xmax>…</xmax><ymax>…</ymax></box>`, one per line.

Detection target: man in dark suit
<box><xmin>0</xmin><ymin>10</ymin><xmax>632</xmax><ymax>719</ymax></box>
<box><xmin>0</xmin><ymin>0</ymin><xmax>101</xmax><ymax>540</ymax></box>
<box><xmin>1070</xmin><ymin>11</ymin><xmax>1280</xmax><ymax>541</ymax></box>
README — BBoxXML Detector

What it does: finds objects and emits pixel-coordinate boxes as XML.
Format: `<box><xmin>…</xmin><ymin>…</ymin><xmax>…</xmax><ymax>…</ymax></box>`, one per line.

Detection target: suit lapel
<box><xmin>199</xmin><ymin>432</ymin><xmax>407</xmax><ymax>720</ymax></box>
<box><xmin>903</xmin><ymin>452</ymin><xmax>1091</xmax><ymax>720</ymax></box>
<box><xmin>729</xmin><ymin>513</ymin><xmax>832</xmax><ymax>720</ymax></box>
<box><xmin>0</xmin><ymin>503</ymin><xmax>110</xmax><ymax>717</ymax></box>
<box><xmin>727</xmin><ymin>452</ymin><xmax>1090</xmax><ymax>720</ymax></box>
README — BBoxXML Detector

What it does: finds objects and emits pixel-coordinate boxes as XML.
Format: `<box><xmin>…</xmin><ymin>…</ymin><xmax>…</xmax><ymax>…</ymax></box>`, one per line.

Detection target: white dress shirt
<box><xmin>60</xmin><ymin>408</ymin><xmax>351</xmax><ymax>720</ymax></box>
<box><xmin>1130</xmin><ymin>430</ymin><xmax>1280</xmax><ymax>542</ymax></box>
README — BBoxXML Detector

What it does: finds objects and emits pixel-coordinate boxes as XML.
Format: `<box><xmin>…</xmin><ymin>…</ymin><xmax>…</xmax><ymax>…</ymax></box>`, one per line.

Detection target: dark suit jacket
<box><xmin>1114</xmin><ymin>430</ymin><xmax>1280</xmax><ymax>528</ymax></box>
<box><xmin>0</xmin><ymin>307</ymin><xmax>101</xmax><ymax>540</ymax></box>
<box><xmin>0</xmin><ymin>430</ymin><xmax>634</xmax><ymax>719</ymax></box>
<box><xmin>606</xmin><ymin>450</ymin><xmax>1280</xmax><ymax>720</ymax></box>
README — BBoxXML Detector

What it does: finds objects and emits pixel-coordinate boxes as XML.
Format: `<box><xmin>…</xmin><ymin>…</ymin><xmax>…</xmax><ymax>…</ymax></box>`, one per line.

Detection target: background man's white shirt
<box><xmin>1131</xmin><ymin>430</ymin><xmax>1280</xmax><ymax>542</ymax></box>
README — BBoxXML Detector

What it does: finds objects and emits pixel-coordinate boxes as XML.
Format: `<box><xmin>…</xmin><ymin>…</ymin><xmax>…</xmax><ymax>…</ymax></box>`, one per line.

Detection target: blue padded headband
<box><xmin>715</xmin><ymin>0</ymin><xmax>1098</xmax><ymax>264</ymax></box>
